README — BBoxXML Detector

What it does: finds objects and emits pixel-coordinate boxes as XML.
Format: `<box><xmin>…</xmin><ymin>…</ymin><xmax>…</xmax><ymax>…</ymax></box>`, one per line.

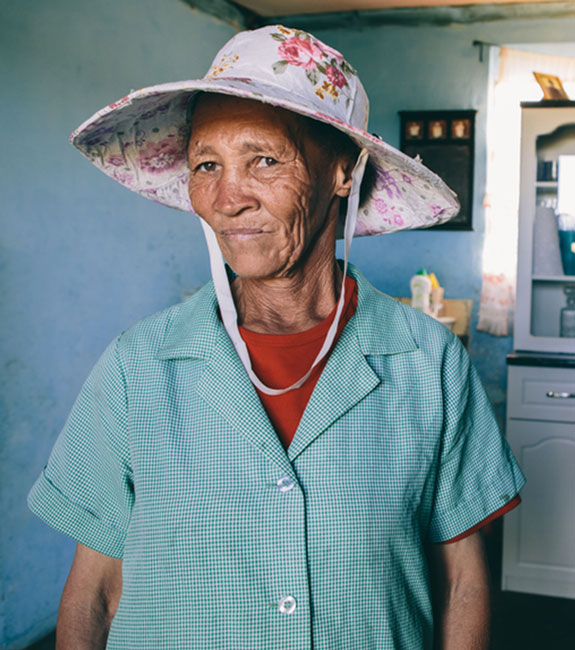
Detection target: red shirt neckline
<box><xmin>239</xmin><ymin>281</ymin><xmax>352</xmax><ymax>348</ymax></box>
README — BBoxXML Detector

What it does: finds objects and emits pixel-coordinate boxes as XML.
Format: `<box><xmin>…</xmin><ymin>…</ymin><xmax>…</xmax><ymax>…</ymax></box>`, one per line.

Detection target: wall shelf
<box><xmin>532</xmin><ymin>275</ymin><xmax>575</xmax><ymax>282</ymax></box>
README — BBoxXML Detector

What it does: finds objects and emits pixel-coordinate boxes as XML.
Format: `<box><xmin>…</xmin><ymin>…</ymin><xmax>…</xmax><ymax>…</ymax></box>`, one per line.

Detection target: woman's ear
<box><xmin>334</xmin><ymin>154</ymin><xmax>355</xmax><ymax>198</ymax></box>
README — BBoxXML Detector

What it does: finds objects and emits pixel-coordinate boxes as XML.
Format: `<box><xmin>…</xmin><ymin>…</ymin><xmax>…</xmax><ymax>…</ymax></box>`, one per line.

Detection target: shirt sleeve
<box><xmin>427</xmin><ymin>334</ymin><xmax>526</xmax><ymax>544</ymax></box>
<box><xmin>439</xmin><ymin>494</ymin><xmax>521</xmax><ymax>544</ymax></box>
<box><xmin>27</xmin><ymin>337</ymin><xmax>134</xmax><ymax>558</ymax></box>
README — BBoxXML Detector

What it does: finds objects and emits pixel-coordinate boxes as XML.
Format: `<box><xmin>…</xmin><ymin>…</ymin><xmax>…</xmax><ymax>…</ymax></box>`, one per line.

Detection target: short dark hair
<box><xmin>302</xmin><ymin>116</ymin><xmax>360</xmax><ymax>163</ymax></box>
<box><xmin>299</xmin><ymin>116</ymin><xmax>374</xmax><ymax>209</ymax></box>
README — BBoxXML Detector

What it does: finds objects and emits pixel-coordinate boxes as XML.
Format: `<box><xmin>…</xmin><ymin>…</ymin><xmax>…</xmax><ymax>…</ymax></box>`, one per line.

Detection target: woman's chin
<box><xmin>226</xmin><ymin>256</ymin><xmax>290</xmax><ymax>281</ymax></box>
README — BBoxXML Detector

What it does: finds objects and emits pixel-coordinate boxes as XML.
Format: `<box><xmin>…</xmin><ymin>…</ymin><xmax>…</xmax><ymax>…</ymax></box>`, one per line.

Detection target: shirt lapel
<box><xmin>288</xmin><ymin>264</ymin><xmax>419</xmax><ymax>461</ymax></box>
<box><xmin>157</xmin><ymin>283</ymin><xmax>294</xmax><ymax>478</ymax></box>
<box><xmin>195</xmin><ymin>331</ymin><xmax>295</xmax><ymax>477</ymax></box>
<box><xmin>288</xmin><ymin>323</ymin><xmax>381</xmax><ymax>461</ymax></box>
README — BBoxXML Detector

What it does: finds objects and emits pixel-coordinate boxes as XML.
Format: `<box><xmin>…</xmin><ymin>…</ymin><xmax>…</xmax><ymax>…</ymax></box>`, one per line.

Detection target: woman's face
<box><xmin>188</xmin><ymin>94</ymin><xmax>352</xmax><ymax>280</ymax></box>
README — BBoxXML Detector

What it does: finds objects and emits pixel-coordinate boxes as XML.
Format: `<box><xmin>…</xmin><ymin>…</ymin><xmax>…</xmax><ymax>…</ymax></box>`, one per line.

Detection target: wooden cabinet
<box><xmin>503</xmin><ymin>102</ymin><xmax>575</xmax><ymax>599</ymax></box>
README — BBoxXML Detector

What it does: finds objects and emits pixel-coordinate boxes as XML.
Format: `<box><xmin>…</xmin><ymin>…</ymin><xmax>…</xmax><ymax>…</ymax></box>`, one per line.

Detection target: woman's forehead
<box><xmin>190</xmin><ymin>94</ymin><xmax>312</xmax><ymax>149</ymax></box>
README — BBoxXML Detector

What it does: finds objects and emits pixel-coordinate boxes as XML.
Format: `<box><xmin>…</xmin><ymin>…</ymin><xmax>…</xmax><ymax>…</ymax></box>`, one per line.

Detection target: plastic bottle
<box><xmin>410</xmin><ymin>270</ymin><xmax>432</xmax><ymax>314</ymax></box>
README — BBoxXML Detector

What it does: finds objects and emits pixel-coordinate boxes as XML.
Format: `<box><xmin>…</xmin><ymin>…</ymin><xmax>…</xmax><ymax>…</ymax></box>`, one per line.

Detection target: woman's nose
<box><xmin>213</xmin><ymin>169</ymin><xmax>258</xmax><ymax>216</ymax></box>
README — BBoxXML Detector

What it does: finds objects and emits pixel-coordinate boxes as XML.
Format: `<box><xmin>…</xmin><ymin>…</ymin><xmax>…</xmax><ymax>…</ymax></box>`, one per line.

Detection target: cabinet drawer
<box><xmin>507</xmin><ymin>365</ymin><xmax>575</xmax><ymax>422</ymax></box>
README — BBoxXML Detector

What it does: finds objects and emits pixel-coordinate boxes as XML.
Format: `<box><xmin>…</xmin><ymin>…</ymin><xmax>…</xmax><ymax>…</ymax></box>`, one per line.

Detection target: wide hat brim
<box><xmin>71</xmin><ymin>77</ymin><xmax>460</xmax><ymax>237</ymax></box>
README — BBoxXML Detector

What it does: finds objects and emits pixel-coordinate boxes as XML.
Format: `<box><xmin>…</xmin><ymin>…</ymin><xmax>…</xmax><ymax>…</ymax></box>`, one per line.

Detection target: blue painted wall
<box><xmin>2</xmin><ymin>1</ymin><xmax>575</xmax><ymax>647</ymax></box>
<box><xmin>1</xmin><ymin>1</ymin><xmax>234</xmax><ymax>646</ymax></box>
<box><xmin>320</xmin><ymin>14</ymin><xmax>575</xmax><ymax>417</ymax></box>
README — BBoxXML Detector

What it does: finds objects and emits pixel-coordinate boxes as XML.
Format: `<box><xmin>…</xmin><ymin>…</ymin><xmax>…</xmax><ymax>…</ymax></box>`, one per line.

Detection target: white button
<box><xmin>276</xmin><ymin>476</ymin><xmax>295</xmax><ymax>493</ymax></box>
<box><xmin>278</xmin><ymin>595</ymin><xmax>297</xmax><ymax>615</ymax></box>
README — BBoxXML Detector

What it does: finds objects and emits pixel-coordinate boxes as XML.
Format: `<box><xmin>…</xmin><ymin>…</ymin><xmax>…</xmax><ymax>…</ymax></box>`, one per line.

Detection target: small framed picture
<box><xmin>451</xmin><ymin>118</ymin><xmax>470</xmax><ymax>139</ymax></box>
<box><xmin>429</xmin><ymin>120</ymin><xmax>447</xmax><ymax>139</ymax></box>
<box><xmin>533</xmin><ymin>72</ymin><xmax>570</xmax><ymax>100</ymax></box>
<box><xmin>405</xmin><ymin>120</ymin><xmax>424</xmax><ymax>140</ymax></box>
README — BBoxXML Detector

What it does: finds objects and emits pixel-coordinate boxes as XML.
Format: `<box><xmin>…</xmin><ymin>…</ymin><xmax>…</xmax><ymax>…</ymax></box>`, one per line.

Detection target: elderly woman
<box><xmin>29</xmin><ymin>26</ymin><xmax>524</xmax><ymax>650</ymax></box>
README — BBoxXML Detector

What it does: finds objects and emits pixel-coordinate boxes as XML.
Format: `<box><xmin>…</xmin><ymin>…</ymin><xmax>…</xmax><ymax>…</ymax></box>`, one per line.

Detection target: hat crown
<box><xmin>204</xmin><ymin>26</ymin><xmax>369</xmax><ymax>131</ymax></box>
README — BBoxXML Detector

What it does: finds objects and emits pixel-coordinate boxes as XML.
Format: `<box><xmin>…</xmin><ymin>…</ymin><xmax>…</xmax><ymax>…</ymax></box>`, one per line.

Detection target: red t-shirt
<box><xmin>238</xmin><ymin>275</ymin><xmax>519</xmax><ymax>541</ymax></box>
<box><xmin>239</xmin><ymin>274</ymin><xmax>358</xmax><ymax>449</ymax></box>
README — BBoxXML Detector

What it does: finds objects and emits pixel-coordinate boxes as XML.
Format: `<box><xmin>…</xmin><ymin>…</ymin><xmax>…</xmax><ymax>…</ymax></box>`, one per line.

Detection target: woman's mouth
<box><xmin>221</xmin><ymin>228</ymin><xmax>266</xmax><ymax>239</ymax></box>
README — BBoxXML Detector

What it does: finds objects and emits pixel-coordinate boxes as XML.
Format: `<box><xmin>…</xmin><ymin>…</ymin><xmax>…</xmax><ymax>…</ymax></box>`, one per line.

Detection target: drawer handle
<box><xmin>546</xmin><ymin>391</ymin><xmax>575</xmax><ymax>399</ymax></box>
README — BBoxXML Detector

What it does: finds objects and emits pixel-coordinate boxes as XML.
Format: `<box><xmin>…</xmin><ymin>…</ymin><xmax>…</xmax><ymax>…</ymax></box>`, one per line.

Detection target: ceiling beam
<box><xmin>181</xmin><ymin>0</ymin><xmax>261</xmax><ymax>30</ymax></box>
<box><xmin>182</xmin><ymin>1</ymin><xmax>575</xmax><ymax>31</ymax></box>
<box><xmin>255</xmin><ymin>2</ymin><xmax>575</xmax><ymax>30</ymax></box>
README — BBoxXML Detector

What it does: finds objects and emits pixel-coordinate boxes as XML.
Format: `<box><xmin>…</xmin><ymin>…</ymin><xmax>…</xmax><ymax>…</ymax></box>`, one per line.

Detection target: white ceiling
<box><xmin>235</xmin><ymin>0</ymin><xmax>569</xmax><ymax>18</ymax></box>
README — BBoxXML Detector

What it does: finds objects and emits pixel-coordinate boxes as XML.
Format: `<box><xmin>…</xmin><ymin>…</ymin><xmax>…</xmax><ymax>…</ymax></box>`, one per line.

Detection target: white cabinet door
<box><xmin>502</xmin><ymin>418</ymin><xmax>575</xmax><ymax>598</ymax></box>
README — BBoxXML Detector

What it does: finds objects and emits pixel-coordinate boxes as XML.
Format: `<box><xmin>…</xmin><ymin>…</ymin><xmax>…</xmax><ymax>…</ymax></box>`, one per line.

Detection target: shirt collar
<box><xmin>348</xmin><ymin>263</ymin><xmax>419</xmax><ymax>356</ymax></box>
<box><xmin>157</xmin><ymin>262</ymin><xmax>418</xmax><ymax>361</ymax></box>
<box><xmin>156</xmin><ymin>281</ymin><xmax>224</xmax><ymax>360</ymax></box>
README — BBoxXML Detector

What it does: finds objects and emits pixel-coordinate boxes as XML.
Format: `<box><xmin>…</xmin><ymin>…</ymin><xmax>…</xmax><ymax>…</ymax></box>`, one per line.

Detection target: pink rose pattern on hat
<box><xmin>270</xmin><ymin>27</ymin><xmax>357</xmax><ymax>105</ymax></box>
<box><xmin>277</xmin><ymin>35</ymin><xmax>324</xmax><ymax>70</ymax></box>
<box><xmin>326</xmin><ymin>65</ymin><xmax>347</xmax><ymax>89</ymax></box>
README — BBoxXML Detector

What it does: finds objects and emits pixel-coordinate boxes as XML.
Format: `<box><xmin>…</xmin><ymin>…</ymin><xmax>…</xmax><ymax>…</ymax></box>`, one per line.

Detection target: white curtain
<box><xmin>477</xmin><ymin>46</ymin><xmax>575</xmax><ymax>336</ymax></box>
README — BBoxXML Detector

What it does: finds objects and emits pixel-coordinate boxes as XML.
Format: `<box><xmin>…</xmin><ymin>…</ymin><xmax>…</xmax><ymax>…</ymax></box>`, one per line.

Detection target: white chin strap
<box><xmin>199</xmin><ymin>148</ymin><xmax>369</xmax><ymax>396</ymax></box>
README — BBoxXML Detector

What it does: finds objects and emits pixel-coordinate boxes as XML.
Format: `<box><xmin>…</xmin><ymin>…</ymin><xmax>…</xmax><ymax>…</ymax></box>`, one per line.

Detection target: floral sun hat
<box><xmin>71</xmin><ymin>25</ymin><xmax>460</xmax><ymax>396</ymax></box>
<box><xmin>71</xmin><ymin>24</ymin><xmax>459</xmax><ymax>237</ymax></box>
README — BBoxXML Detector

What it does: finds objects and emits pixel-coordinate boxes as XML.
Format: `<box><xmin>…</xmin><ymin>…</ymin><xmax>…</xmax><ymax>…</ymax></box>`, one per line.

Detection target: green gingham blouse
<box><xmin>28</xmin><ymin>264</ymin><xmax>525</xmax><ymax>649</ymax></box>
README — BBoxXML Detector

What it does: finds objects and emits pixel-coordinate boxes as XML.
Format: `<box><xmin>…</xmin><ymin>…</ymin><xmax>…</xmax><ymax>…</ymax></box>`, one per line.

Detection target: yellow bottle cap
<box><xmin>428</xmin><ymin>273</ymin><xmax>440</xmax><ymax>289</ymax></box>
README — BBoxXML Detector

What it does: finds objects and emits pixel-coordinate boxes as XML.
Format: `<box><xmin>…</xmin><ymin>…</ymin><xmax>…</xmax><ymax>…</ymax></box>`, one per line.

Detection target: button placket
<box><xmin>268</xmin><ymin>477</ymin><xmax>302</xmax><ymax>625</ymax></box>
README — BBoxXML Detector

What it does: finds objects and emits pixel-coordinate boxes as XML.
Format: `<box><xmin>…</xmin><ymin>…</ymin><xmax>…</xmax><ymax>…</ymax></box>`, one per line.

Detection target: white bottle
<box><xmin>410</xmin><ymin>274</ymin><xmax>432</xmax><ymax>314</ymax></box>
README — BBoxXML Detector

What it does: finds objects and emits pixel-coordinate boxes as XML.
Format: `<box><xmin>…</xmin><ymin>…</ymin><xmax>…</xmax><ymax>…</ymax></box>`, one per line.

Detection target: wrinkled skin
<box><xmin>188</xmin><ymin>94</ymin><xmax>354</xmax><ymax>333</ymax></box>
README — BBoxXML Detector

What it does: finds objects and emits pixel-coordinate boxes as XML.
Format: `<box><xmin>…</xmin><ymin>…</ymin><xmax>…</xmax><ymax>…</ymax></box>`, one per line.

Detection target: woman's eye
<box><xmin>258</xmin><ymin>157</ymin><xmax>278</xmax><ymax>168</ymax></box>
<box><xmin>195</xmin><ymin>161</ymin><xmax>217</xmax><ymax>172</ymax></box>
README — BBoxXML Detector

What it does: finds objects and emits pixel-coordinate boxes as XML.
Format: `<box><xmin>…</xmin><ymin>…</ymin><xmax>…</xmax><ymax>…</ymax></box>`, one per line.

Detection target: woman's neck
<box><xmin>232</xmin><ymin>253</ymin><xmax>343</xmax><ymax>335</ymax></box>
